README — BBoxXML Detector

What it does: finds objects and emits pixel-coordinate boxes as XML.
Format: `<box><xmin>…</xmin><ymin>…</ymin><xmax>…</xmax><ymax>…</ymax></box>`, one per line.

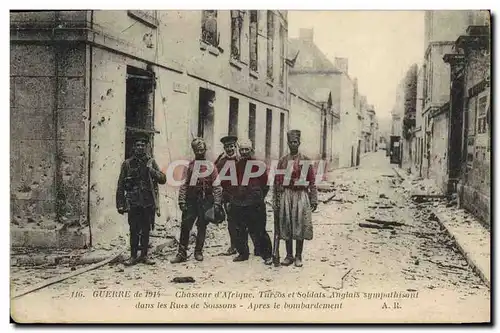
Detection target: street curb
<box><xmin>391</xmin><ymin>167</ymin><xmax>490</xmax><ymax>289</ymax></box>
<box><xmin>432</xmin><ymin>209</ymin><xmax>490</xmax><ymax>289</ymax></box>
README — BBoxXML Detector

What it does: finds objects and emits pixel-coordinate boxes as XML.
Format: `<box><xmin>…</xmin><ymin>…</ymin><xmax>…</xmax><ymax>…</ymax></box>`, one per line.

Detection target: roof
<box><xmin>288</xmin><ymin>38</ymin><xmax>340</xmax><ymax>73</ymax></box>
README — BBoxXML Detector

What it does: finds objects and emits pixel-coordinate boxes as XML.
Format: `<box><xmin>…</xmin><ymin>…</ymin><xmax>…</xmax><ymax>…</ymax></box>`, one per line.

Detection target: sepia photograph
<box><xmin>8</xmin><ymin>8</ymin><xmax>491</xmax><ymax>324</ymax></box>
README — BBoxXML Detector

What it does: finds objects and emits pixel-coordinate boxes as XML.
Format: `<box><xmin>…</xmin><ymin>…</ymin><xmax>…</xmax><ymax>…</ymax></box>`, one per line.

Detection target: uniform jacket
<box><xmin>178</xmin><ymin>159</ymin><xmax>222</xmax><ymax>206</ymax></box>
<box><xmin>273</xmin><ymin>152</ymin><xmax>318</xmax><ymax>206</ymax></box>
<box><xmin>227</xmin><ymin>157</ymin><xmax>269</xmax><ymax>207</ymax></box>
<box><xmin>215</xmin><ymin>152</ymin><xmax>239</xmax><ymax>203</ymax></box>
<box><xmin>116</xmin><ymin>155</ymin><xmax>167</xmax><ymax>211</ymax></box>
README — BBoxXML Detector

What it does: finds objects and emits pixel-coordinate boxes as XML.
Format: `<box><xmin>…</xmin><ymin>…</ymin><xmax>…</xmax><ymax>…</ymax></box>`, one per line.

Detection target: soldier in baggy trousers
<box><xmin>273</xmin><ymin>130</ymin><xmax>318</xmax><ymax>267</ymax></box>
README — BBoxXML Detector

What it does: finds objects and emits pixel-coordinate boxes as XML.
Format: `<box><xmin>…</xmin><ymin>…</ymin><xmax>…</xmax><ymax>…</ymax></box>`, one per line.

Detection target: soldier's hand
<box><xmin>311</xmin><ymin>203</ymin><xmax>318</xmax><ymax>212</ymax></box>
<box><xmin>117</xmin><ymin>207</ymin><xmax>126</xmax><ymax>215</ymax></box>
<box><xmin>179</xmin><ymin>203</ymin><xmax>187</xmax><ymax>212</ymax></box>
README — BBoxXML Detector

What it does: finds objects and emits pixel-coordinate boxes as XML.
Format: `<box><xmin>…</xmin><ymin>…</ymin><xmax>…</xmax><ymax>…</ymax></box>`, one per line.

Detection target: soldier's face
<box><xmin>135</xmin><ymin>141</ymin><xmax>147</xmax><ymax>156</ymax></box>
<box><xmin>224</xmin><ymin>143</ymin><xmax>236</xmax><ymax>156</ymax></box>
<box><xmin>288</xmin><ymin>139</ymin><xmax>300</xmax><ymax>152</ymax></box>
<box><xmin>193</xmin><ymin>145</ymin><xmax>207</xmax><ymax>158</ymax></box>
<box><xmin>239</xmin><ymin>147</ymin><xmax>252</xmax><ymax>159</ymax></box>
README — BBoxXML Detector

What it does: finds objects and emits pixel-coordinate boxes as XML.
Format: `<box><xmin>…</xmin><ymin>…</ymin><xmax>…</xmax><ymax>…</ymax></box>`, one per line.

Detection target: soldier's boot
<box><xmin>233</xmin><ymin>254</ymin><xmax>249</xmax><ymax>262</ymax></box>
<box><xmin>194</xmin><ymin>224</ymin><xmax>206</xmax><ymax>262</ymax></box>
<box><xmin>170</xmin><ymin>245</ymin><xmax>188</xmax><ymax>264</ymax></box>
<box><xmin>294</xmin><ymin>240</ymin><xmax>304</xmax><ymax>267</ymax></box>
<box><xmin>137</xmin><ymin>257</ymin><xmax>156</xmax><ymax>265</ymax></box>
<box><xmin>170</xmin><ymin>253</ymin><xmax>187</xmax><ymax>264</ymax></box>
<box><xmin>281</xmin><ymin>240</ymin><xmax>294</xmax><ymax>266</ymax></box>
<box><xmin>124</xmin><ymin>239</ymin><xmax>139</xmax><ymax>266</ymax></box>
<box><xmin>137</xmin><ymin>254</ymin><xmax>155</xmax><ymax>265</ymax></box>
<box><xmin>124</xmin><ymin>249</ymin><xmax>138</xmax><ymax>267</ymax></box>
<box><xmin>124</xmin><ymin>256</ymin><xmax>138</xmax><ymax>266</ymax></box>
<box><xmin>194</xmin><ymin>252</ymin><xmax>204</xmax><ymax>261</ymax></box>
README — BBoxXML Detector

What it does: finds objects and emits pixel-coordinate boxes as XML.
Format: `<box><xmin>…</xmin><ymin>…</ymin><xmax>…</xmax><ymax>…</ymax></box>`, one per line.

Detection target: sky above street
<box><xmin>288</xmin><ymin>11</ymin><xmax>425</xmax><ymax>125</ymax></box>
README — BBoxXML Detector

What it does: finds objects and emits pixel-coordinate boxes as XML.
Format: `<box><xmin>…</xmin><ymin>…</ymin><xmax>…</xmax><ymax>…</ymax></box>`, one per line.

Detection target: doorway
<box><xmin>321</xmin><ymin>118</ymin><xmax>327</xmax><ymax>159</ymax></box>
<box><xmin>125</xmin><ymin>66</ymin><xmax>155</xmax><ymax>159</ymax></box>
<box><xmin>198</xmin><ymin>88</ymin><xmax>215</xmax><ymax>146</ymax></box>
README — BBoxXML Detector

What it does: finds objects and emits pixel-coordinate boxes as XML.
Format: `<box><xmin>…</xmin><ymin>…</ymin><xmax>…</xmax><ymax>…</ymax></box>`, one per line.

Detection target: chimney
<box><xmin>335</xmin><ymin>57</ymin><xmax>348</xmax><ymax>74</ymax></box>
<box><xmin>299</xmin><ymin>28</ymin><xmax>314</xmax><ymax>42</ymax></box>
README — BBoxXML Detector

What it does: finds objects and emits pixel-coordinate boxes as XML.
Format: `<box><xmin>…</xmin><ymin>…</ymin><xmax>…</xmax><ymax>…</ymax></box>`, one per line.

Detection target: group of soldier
<box><xmin>116</xmin><ymin>129</ymin><xmax>318</xmax><ymax>268</ymax></box>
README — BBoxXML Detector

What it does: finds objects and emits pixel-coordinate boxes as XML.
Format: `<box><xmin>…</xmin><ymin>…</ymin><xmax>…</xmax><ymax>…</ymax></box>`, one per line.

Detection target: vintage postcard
<box><xmin>10</xmin><ymin>10</ymin><xmax>491</xmax><ymax>324</ymax></box>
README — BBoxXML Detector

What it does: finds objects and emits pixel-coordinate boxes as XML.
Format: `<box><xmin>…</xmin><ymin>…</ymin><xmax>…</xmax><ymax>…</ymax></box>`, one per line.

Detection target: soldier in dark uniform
<box><xmin>170</xmin><ymin>137</ymin><xmax>223</xmax><ymax>263</ymax></box>
<box><xmin>229</xmin><ymin>138</ymin><xmax>273</xmax><ymax>265</ymax></box>
<box><xmin>116</xmin><ymin>132</ymin><xmax>167</xmax><ymax>266</ymax></box>
<box><xmin>214</xmin><ymin>135</ymin><xmax>239</xmax><ymax>255</ymax></box>
<box><xmin>215</xmin><ymin>135</ymin><xmax>260</xmax><ymax>256</ymax></box>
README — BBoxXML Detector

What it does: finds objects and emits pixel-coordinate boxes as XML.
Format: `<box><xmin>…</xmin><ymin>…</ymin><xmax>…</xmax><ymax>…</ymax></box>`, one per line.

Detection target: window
<box><xmin>201</xmin><ymin>10</ymin><xmax>218</xmax><ymax>46</ymax></box>
<box><xmin>477</xmin><ymin>94</ymin><xmax>488</xmax><ymax>134</ymax></box>
<box><xmin>265</xmin><ymin>108</ymin><xmax>273</xmax><ymax>160</ymax></box>
<box><xmin>422</xmin><ymin>64</ymin><xmax>427</xmax><ymax>102</ymax></box>
<box><xmin>279</xmin><ymin>23</ymin><xmax>285</xmax><ymax>86</ymax></box>
<box><xmin>249</xmin><ymin>11</ymin><xmax>258</xmax><ymax>72</ymax></box>
<box><xmin>266</xmin><ymin>11</ymin><xmax>274</xmax><ymax>81</ymax></box>
<box><xmin>230</xmin><ymin>10</ymin><xmax>244</xmax><ymax>60</ymax></box>
<box><xmin>198</xmin><ymin>88</ymin><xmax>215</xmax><ymax>146</ymax></box>
<box><xmin>249</xmin><ymin>103</ymin><xmax>256</xmax><ymax>149</ymax></box>
<box><xmin>228</xmin><ymin>97</ymin><xmax>239</xmax><ymax>136</ymax></box>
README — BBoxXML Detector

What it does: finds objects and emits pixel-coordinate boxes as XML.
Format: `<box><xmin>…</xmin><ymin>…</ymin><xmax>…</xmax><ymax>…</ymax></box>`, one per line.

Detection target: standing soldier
<box><xmin>230</xmin><ymin>138</ymin><xmax>273</xmax><ymax>265</ymax></box>
<box><xmin>273</xmin><ymin>130</ymin><xmax>318</xmax><ymax>267</ymax></box>
<box><xmin>170</xmin><ymin>137</ymin><xmax>223</xmax><ymax>263</ymax></box>
<box><xmin>214</xmin><ymin>135</ymin><xmax>239</xmax><ymax>255</ymax></box>
<box><xmin>116</xmin><ymin>132</ymin><xmax>167</xmax><ymax>266</ymax></box>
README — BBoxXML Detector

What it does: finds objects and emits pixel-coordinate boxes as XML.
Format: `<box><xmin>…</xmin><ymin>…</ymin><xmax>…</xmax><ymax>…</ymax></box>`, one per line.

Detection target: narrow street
<box><xmin>11</xmin><ymin>151</ymin><xmax>490</xmax><ymax>323</ymax></box>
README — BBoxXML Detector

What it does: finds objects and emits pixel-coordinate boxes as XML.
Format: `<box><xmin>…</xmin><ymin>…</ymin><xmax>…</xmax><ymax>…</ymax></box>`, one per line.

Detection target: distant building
<box><xmin>288</xmin><ymin>28</ymin><xmax>362</xmax><ymax>169</ymax></box>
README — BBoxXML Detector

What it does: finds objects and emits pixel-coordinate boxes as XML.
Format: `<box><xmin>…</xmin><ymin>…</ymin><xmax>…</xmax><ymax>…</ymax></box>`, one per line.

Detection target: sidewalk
<box><xmin>393</xmin><ymin>167</ymin><xmax>491</xmax><ymax>288</ymax></box>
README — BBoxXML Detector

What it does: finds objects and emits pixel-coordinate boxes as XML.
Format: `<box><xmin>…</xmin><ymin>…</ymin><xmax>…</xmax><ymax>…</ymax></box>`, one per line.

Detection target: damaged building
<box><xmin>11</xmin><ymin>10</ymin><xmax>342</xmax><ymax>248</ymax></box>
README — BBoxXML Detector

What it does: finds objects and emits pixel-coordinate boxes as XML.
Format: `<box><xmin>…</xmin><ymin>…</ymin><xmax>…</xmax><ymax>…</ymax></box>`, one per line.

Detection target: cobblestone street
<box><xmin>11</xmin><ymin>151</ymin><xmax>490</xmax><ymax>323</ymax></box>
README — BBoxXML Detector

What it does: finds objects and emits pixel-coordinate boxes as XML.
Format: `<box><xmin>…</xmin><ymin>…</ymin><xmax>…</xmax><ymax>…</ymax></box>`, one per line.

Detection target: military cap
<box><xmin>287</xmin><ymin>129</ymin><xmax>301</xmax><ymax>141</ymax></box>
<box><xmin>191</xmin><ymin>137</ymin><xmax>206</xmax><ymax>149</ymax></box>
<box><xmin>134</xmin><ymin>132</ymin><xmax>150</xmax><ymax>143</ymax></box>
<box><xmin>238</xmin><ymin>138</ymin><xmax>253</xmax><ymax>149</ymax></box>
<box><xmin>220</xmin><ymin>135</ymin><xmax>238</xmax><ymax>145</ymax></box>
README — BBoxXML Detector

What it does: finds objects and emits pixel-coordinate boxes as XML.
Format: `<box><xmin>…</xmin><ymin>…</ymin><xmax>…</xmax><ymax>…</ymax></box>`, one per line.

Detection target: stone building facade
<box><xmin>10</xmin><ymin>10</ymin><xmax>293</xmax><ymax>247</ymax></box>
<box><xmin>444</xmin><ymin>23</ymin><xmax>490</xmax><ymax>224</ymax></box>
<box><xmin>420</xmin><ymin>10</ymin><xmax>488</xmax><ymax>193</ymax></box>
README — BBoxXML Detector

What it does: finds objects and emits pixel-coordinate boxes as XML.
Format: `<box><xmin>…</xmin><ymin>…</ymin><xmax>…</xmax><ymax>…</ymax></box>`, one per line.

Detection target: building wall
<box><xmin>424</xmin><ymin>11</ymin><xmax>474</xmax><ymax>47</ymax></box>
<box><xmin>413</xmin><ymin>65</ymin><xmax>425</xmax><ymax>175</ymax></box>
<box><xmin>289</xmin><ymin>93</ymin><xmax>322</xmax><ymax>160</ymax></box>
<box><xmin>10</xmin><ymin>10</ymin><xmax>291</xmax><ymax>247</ymax></box>
<box><xmin>11</xmin><ymin>10</ymin><xmax>90</xmax><ymax>245</ymax></box>
<box><xmin>338</xmin><ymin>74</ymin><xmax>359</xmax><ymax>168</ymax></box>
<box><xmin>429</xmin><ymin>111</ymin><xmax>449</xmax><ymax>193</ymax></box>
<box><xmin>459</xmin><ymin>43</ymin><xmax>491</xmax><ymax>224</ymax></box>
